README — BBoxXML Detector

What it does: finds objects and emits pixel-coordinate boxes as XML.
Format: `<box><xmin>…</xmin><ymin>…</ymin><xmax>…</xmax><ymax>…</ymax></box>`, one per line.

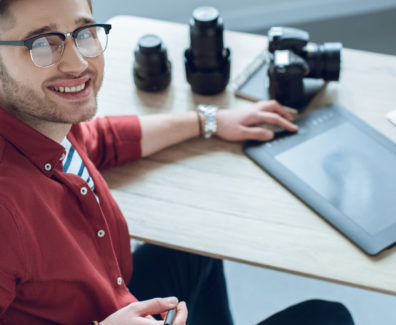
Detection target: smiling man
<box><xmin>0</xmin><ymin>0</ymin><xmax>355</xmax><ymax>325</ymax></box>
<box><xmin>0</xmin><ymin>1</ymin><xmax>103</xmax><ymax>141</ymax></box>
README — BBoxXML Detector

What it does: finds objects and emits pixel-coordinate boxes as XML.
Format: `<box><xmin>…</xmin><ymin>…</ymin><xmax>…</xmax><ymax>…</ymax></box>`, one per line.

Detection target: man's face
<box><xmin>0</xmin><ymin>0</ymin><xmax>104</xmax><ymax>125</ymax></box>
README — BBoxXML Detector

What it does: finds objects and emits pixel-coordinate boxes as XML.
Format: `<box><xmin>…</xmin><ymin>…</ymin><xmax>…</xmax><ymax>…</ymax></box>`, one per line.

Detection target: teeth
<box><xmin>53</xmin><ymin>82</ymin><xmax>86</xmax><ymax>93</ymax></box>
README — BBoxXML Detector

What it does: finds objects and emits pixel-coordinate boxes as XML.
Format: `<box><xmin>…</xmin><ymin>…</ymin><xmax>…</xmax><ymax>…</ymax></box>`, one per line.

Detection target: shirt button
<box><xmin>44</xmin><ymin>163</ymin><xmax>52</xmax><ymax>171</ymax></box>
<box><xmin>117</xmin><ymin>277</ymin><xmax>123</xmax><ymax>286</ymax></box>
<box><xmin>97</xmin><ymin>230</ymin><xmax>105</xmax><ymax>238</ymax></box>
<box><xmin>80</xmin><ymin>187</ymin><xmax>88</xmax><ymax>195</ymax></box>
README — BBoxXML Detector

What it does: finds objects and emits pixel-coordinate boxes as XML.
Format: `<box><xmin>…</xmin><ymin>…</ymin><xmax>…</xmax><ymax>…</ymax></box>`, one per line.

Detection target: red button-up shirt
<box><xmin>0</xmin><ymin>107</ymin><xmax>142</xmax><ymax>325</ymax></box>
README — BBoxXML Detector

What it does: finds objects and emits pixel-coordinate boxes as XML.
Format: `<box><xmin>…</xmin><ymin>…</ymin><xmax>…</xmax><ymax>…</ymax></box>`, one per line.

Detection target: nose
<box><xmin>57</xmin><ymin>37</ymin><xmax>88</xmax><ymax>76</ymax></box>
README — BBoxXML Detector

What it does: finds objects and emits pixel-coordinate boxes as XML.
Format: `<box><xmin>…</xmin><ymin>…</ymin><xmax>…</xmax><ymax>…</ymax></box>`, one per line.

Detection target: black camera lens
<box><xmin>133</xmin><ymin>34</ymin><xmax>171</xmax><ymax>92</ymax></box>
<box><xmin>303</xmin><ymin>42</ymin><xmax>342</xmax><ymax>81</ymax></box>
<box><xmin>190</xmin><ymin>7</ymin><xmax>223</xmax><ymax>69</ymax></box>
<box><xmin>184</xmin><ymin>6</ymin><xmax>231</xmax><ymax>95</ymax></box>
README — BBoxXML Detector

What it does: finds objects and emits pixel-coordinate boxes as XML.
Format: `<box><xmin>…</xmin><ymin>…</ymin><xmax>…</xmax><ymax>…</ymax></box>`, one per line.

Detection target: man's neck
<box><xmin>35</xmin><ymin>121</ymin><xmax>72</xmax><ymax>144</ymax></box>
<box><xmin>4</xmin><ymin>107</ymin><xmax>72</xmax><ymax>143</ymax></box>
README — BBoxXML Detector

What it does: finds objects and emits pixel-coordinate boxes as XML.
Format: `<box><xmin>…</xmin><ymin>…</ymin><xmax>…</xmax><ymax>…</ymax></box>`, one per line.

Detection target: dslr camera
<box><xmin>267</xmin><ymin>27</ymin><xmax>342</xmax><ymax>108</ymax></box>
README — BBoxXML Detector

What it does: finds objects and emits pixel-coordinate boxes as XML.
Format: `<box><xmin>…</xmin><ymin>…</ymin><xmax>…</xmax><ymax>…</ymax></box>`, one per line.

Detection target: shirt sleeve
<box><xmin>0</xmin><ymin>202</ymin><xmax>27</xmax><ymax>315</ymax></box>
<box><xmin>72</xmin><ymin>115</ymin><xmax>142</xmax><ymax>170</ymax></box>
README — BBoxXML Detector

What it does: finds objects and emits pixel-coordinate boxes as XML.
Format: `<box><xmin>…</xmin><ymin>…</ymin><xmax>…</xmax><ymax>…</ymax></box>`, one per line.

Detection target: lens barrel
<box><xmin>184</xmin><ymin>6</ymin><xmax>231</xmax><ymax>95</ymax></box>
<box><xmin>303</xmin><ymin>42</ymin><xmax>342</xmax><ymax>81</ymax></box>
<box><xmin>133</xmin><ymin>34</ymin><xmax>171</xmax><ymax>91</ymax></box>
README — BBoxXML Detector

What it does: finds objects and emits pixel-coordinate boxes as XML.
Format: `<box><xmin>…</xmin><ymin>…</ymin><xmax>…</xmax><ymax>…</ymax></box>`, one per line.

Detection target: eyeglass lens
<box><xmin>30</xmin><ymin>26</ymin><xmax>108</xmax><ymax>67</ymax></box>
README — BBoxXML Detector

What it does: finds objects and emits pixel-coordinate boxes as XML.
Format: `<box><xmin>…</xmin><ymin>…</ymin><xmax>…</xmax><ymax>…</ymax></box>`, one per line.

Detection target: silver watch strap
<box><xmin>197</xmin><ymin>105</ymin><xmax>218</xmax><ymax>139</ymax></box>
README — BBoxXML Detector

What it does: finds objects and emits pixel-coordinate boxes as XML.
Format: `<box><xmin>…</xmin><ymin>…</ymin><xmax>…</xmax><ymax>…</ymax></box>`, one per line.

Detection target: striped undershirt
<box><xmin>61</xmin><ymin>138</ymin><xmax>95</xmax><ymax>193</ymax></box>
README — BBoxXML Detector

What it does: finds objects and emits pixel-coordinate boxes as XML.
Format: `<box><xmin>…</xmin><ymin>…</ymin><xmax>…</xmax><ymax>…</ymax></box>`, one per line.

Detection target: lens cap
<box><xmin>133</xmin><ymin>34</ymin><xmax>171</xmax><ymax>92</ymax></box>
<box><xmin>193</xmin><ymin>6</ymin><xmax>219</xmax><ymax>27</ymax></box>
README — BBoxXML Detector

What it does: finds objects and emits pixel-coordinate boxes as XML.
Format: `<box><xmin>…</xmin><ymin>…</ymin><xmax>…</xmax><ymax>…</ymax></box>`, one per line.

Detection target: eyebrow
<box><xmin>22</xmin><ymin>17</ymin><xmax>96</xmax><ymax>40</ymax></box>
<box><xmin>23</xmin><ymin>24</ymin><xmax>57</xmax><ymax>40</ymax></box>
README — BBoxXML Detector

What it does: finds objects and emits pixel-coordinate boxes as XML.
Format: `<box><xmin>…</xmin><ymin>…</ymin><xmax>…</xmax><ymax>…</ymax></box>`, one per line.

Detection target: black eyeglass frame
<box><xmin>0</xmin><ymin>23</ymin><xmax>112</xmax><ymax>50</ymax></box>
<box><xmin>0</xmin><ymin>23</ymin><xmax>112</xmax><ymax>67</ymax></box>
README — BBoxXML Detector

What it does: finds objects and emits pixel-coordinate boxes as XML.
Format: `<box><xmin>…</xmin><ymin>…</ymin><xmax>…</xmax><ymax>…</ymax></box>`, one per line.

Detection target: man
<box><xmin>0</xmin><ymin>0</ymin><xmax>355</xmax><ymax>324</ymax></box>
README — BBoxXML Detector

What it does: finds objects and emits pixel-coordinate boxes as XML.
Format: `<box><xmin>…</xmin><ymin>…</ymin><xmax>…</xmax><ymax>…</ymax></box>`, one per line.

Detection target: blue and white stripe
<box><xmin>61</xmin><ymin>138</ymin><xmax>95</xmax><ymax>193</ymax></box>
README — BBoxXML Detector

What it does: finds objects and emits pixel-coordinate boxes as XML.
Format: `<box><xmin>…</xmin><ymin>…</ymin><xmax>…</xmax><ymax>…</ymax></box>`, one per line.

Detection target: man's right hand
<box><xmin>100</xmin><ymin>297</ymin><xmax>187</xmax><ymax>325</ymax></box>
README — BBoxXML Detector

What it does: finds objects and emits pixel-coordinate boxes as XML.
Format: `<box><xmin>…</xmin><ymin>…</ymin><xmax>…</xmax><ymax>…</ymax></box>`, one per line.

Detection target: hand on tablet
<box><xmin>216</xmin><ymin>100</ymin><xmax>298</xmax><ymax>142</ymax></box>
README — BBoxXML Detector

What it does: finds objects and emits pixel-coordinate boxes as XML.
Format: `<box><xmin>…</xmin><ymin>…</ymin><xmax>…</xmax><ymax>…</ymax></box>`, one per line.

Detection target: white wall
<box><xmin>92</xmin><ymin>0</ymin><xmax>396</xmax><ymax>31</ymax></box>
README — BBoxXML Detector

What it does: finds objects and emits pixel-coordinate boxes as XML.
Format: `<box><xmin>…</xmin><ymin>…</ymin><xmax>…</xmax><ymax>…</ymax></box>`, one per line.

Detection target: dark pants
<box><xmin>128</xmin><ymin>244</ymin><xmax>354</xmax><ymax>325</ymax></box>
<box><xmin>258</xmin><ymin>300</ymin><xmax>354</xmax><ymax>325</ymax></box>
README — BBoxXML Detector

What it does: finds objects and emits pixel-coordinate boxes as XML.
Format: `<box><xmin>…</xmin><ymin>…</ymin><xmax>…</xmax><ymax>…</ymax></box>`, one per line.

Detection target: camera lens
<box><xmin>190</xmin><ymin>6</ymin><xmax>222</xmax><ymax>69</ymax></box>
<box><xmin>184</xmin><ymin>6</ymin><xmax>231</xmax><ymax>95</ymax></box>
<box><xmin>303</xmin><ymin>42</ymin><xmax>342</xmax><ymax>81</ymax></box>
<box><xmin>133</xmin><ymin>34</ymin><xmax>171</xmax><ymax>92</ymax></box>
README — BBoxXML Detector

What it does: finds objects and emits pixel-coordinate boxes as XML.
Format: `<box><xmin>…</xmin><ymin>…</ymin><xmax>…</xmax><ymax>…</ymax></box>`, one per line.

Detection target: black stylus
<box><xmin>164</xmin><ymin>307</ymin><xmax>177</xmax><ymax>325</ymax></box>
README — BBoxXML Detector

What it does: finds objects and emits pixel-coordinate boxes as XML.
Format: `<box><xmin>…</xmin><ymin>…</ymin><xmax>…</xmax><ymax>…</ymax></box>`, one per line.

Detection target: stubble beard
<box><xmin>0</xmin><ymin>58</ymin><xmax>100</xmax><ymax>126</ymax></box>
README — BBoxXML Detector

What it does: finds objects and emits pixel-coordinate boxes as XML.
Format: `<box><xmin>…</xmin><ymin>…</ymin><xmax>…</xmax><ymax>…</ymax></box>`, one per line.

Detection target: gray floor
<box><xmin>97</xmin><ymin>4</ymin><xmax>396</xmax><ymax>324</ymax></box>
<box><xmin>224</xmin><ymin>261</ymin><xmax>396</xmax><ymax>325</ymax></box>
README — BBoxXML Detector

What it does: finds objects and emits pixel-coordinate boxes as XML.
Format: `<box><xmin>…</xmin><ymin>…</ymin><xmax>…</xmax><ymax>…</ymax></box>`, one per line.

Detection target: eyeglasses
<box><xmin>0</xmin><ymin>24</ymin><xmax>112</xmax><ymax>68</ymax></box>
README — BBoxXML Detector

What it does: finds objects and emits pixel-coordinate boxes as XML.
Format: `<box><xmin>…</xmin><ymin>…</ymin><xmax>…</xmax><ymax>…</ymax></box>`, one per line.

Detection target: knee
<box><xmin>297</xmin><ymin>299</ymin><xmax>354</xmax><ymax>325</ymax></box>
<box><xmin>262</xmin><ymin>299</ymin><xmax>354</xmax><ymax>325</ymax></box>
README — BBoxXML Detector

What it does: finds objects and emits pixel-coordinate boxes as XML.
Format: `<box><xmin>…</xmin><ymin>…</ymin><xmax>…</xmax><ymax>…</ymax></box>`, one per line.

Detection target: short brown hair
<box><xmin>0</xmin><ymin>0</ymin><xmax>93</xmax><ymax>15</ymax></box>
<box><xmin>0</xmin><ymin>0</ymin><xmax>93</xmax><ymax>34</ymax></box>
<box><xmin>0</xmin><ymin>0</ymin><xmax>12</xmax><ymax>15</ymax></box>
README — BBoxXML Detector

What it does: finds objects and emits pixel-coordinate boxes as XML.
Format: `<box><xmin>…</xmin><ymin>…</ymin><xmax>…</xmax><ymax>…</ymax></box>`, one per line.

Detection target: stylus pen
<box><xmin>164</xmin><ymin>307</ymin><xmax>177</xmax><ymax>325</ymax></box>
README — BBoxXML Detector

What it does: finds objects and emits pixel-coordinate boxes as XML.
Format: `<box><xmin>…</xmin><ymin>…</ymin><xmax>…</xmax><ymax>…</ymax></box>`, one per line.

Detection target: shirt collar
<box><xmin>0</xmin><ymin>106</ymin><xmax>66</xmax><ymax>176</ymax></box>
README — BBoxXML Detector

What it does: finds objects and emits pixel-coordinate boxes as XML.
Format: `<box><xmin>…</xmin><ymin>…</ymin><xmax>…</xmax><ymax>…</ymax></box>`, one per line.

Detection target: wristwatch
<box><xmin>197</xmin><ymin>104</ymin><xmax>218</xmax><ymax>139</ymax></box>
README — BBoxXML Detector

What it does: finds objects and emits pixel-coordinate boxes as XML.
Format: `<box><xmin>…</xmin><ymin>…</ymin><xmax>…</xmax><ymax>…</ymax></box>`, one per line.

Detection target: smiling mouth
<box><xmin>52</xmin><ymin>82</ymin><xmax>86</xmax><ymax>93</ymax></box>
<box><xmin>48</xmin><ymin>79</ymin><xmax>92</xmax><ymax>99</ymax></box>
<box><xmin>50</xmin><ymin>80</ymin><xmax>88</xmax><ymax>93</ymax></box>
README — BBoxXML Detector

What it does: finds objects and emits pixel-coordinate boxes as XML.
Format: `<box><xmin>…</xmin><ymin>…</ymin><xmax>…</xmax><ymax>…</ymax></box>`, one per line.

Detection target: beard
<box><xmin>0</xmin><ymin>57</ymin><xmax>100</xmax><ymax>126</ymax></box>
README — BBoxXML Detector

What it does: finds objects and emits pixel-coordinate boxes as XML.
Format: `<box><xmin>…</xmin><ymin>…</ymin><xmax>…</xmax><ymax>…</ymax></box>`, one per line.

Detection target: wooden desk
<box><xmin>97</xmin><ymin>16</ymin><xmax>396</xmax><ymax>295</ymax></box>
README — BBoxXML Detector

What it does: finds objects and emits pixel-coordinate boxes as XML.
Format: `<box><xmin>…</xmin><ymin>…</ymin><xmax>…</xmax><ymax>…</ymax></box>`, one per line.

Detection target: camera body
<box><xmin>267</xmin><ymin>27</ymin><xmax>342</xmax><ymax>107</ymax></box>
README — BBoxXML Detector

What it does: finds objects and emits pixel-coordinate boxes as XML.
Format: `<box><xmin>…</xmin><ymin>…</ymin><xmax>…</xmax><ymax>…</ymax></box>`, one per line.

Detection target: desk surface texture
<box><xmin>97</xmin><ymin>16</ymin><xmax>396</xmax><ymax>295</ymax></box>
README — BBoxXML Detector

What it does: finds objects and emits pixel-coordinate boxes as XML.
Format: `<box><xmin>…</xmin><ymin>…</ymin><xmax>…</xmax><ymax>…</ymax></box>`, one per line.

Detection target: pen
<box><xmin>164</xmin><ymin>307</ymin><xmax>177</xmax><ymax>325</ymax></box>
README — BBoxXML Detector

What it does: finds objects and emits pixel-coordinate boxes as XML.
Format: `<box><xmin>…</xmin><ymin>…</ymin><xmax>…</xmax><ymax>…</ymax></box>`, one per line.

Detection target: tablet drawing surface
<box><xmin>244</xmin><ymin>103</ymin><xmax>396</xmax><ymax>255</ymax></box>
